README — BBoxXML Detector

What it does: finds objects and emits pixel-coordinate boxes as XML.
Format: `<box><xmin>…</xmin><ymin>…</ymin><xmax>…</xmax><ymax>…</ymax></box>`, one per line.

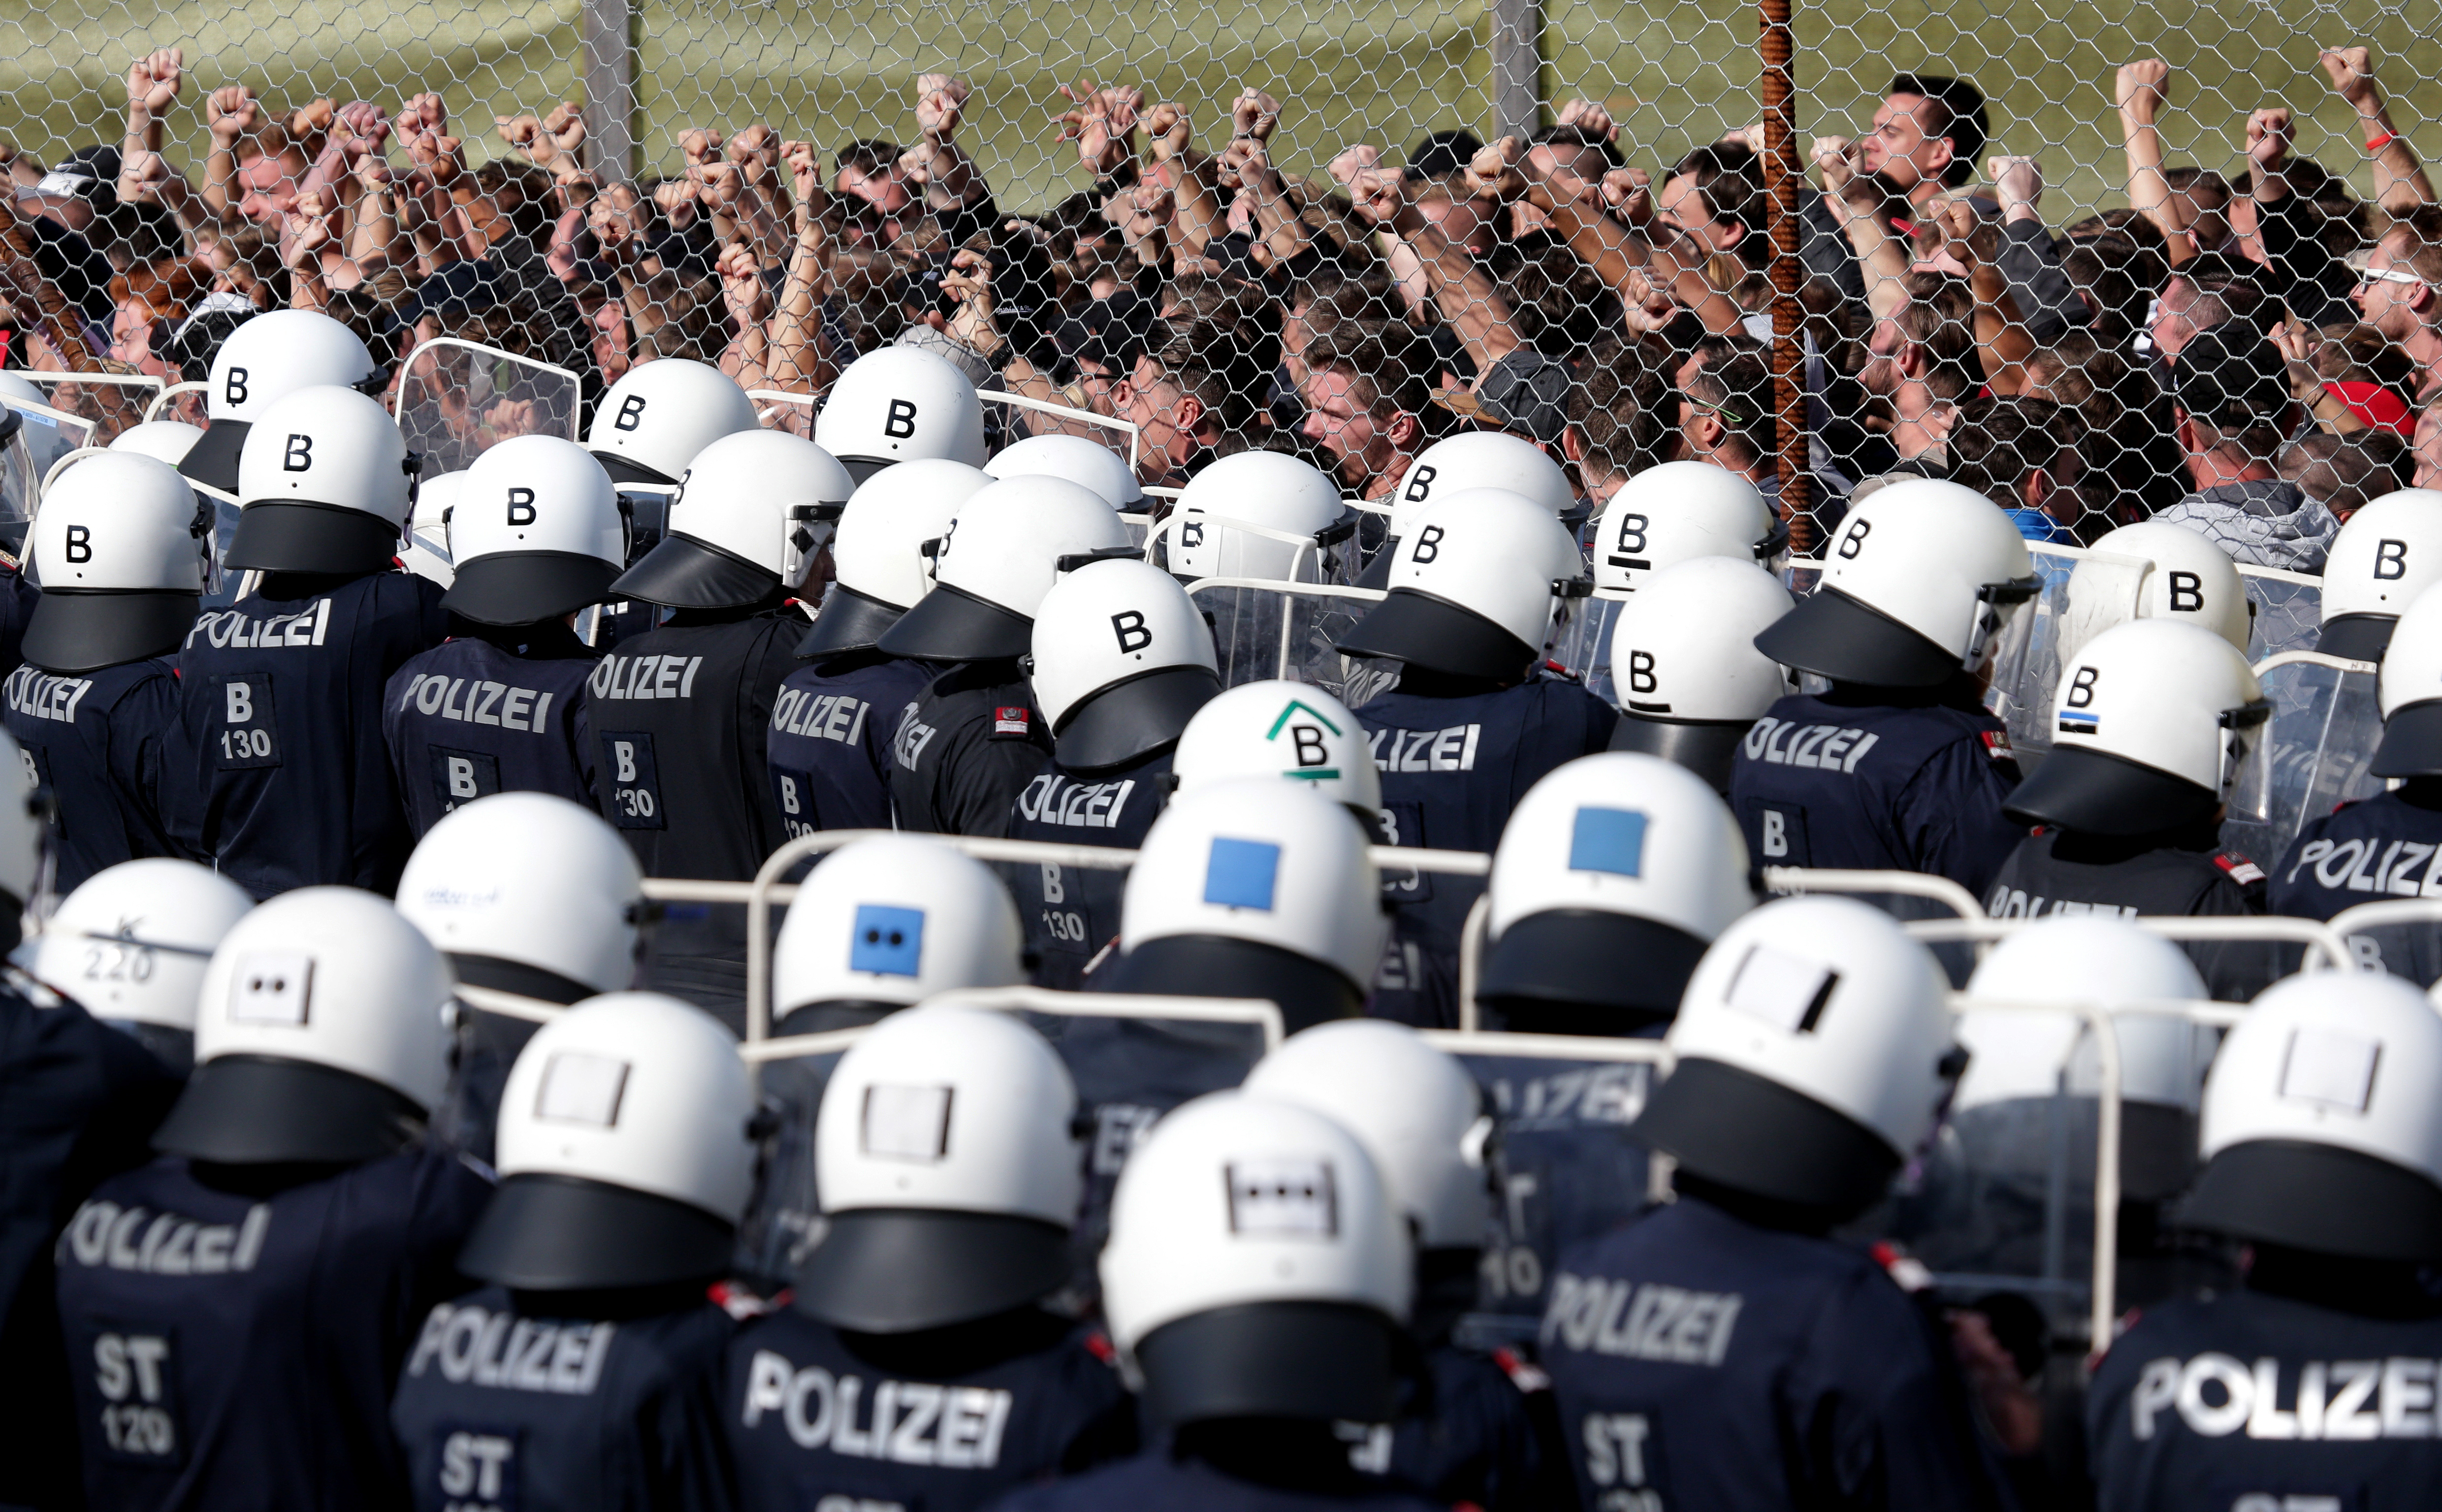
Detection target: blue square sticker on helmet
<box><xmin>1203</xmin><ymin>837</ymin><xmax>1282</xmax><ymax>912</ymax></box>
<box><xmin>849</xmin><ymin>903</ymin><xmax>926</xmax><ymax>976</ymax></box>
<box><xmin>1568</xmin><ymin>806</ymin><xmax>1648</xmax><ymax>878</ymax></box>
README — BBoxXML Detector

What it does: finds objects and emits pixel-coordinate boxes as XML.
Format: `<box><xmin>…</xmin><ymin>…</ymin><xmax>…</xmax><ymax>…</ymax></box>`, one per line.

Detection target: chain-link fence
<box><xmin>3</xmin><ymin>1</ymin><xmax>2439</xmax><ymax>555</ymax></box>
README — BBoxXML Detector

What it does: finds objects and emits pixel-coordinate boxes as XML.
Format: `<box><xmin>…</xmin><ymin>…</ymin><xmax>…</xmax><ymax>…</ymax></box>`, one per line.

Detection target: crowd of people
<box><xmin>0</xmin><ymin>32</ymin><xmax>2440</xmax><ymax>1512</ymax></box>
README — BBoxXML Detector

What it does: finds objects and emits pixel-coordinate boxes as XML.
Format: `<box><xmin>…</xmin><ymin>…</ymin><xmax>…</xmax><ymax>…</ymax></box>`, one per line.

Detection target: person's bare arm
<box><xmin>202</xmin><ymin>85</ymin><xmax>262</xmax><ymax>223</ymax></box>
<box><xmin>1815</xmin><ymin>140</ymin><xmax>1911</xmax><ymax>324</ymax></box>
<box><xmin>767</xmin><ymin>141</ymin><xmax>836</xmax><ymax>393</ymax></box>
<box><xmin>1938</xmin><ymin>201</ymin><xmax>2033</xmax><ymax>389</ymax></box>
<box><xmin>903</xmin><ymin>75</ymin><xmax>985</xmax><ymax>211</ymax></box>
<box><xmin>123</xmin><ymin>48</ymin><xmax>179</xmax><ymax>178</ymax></box>
<box><xmin>283</xmin><ymin>193</ymin><xmax>336</xmax><ymax>312</ymax></box>
<box><xmin>1144</xmin><ymin>104</ymin><xmax>1223</xmax><ymax>257</ymax></box>
<box><xmin>2116</xmin><ymin>59</ymin><xmax>2192</xmax><ymax>263</ymax></box>
<box><xmin>717</xmin><ymin>242</ymin><xmax>774</xmax><ymax>387</ymax></box>
<box><xmin>1519</xmin><ymin>146</ymin><xmax>1747</xmax><ymax>337</ymax></box>
<box><xmin>2320</xmin><ymin>46</ymin><xmax>2433</xmax><ymax>218</ymax></box>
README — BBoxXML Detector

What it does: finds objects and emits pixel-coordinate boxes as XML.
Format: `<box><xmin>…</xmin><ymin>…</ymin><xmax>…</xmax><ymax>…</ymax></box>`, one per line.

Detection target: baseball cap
<box><xmin>17</xmin><ymin>147</ymin><xmax>120</xmax><ymax>215</ymax></box>
<box><xmin>2324</xmin><ymin>380</ymin><xmax>2415</xmax><ymax>437</ymax></box>
<box><xmin>1431</xmin><ymin>349</ymin><xmax>1574</xmax><ymax>445</ymax></box>
<box><xmin>2168</xmin><ymin>321</ymin><xmax>2291</xmax><ymax>428</ymax></box>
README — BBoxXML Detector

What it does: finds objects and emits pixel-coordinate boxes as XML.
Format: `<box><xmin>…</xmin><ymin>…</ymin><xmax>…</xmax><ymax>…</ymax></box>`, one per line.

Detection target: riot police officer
<box><xmin>725</xmin><ymin>1005</ymin><xmax>1135</xmax><ymax>1511</ymax></box>
<box><xmin>174</xmin><ymin>308</ymin><xmax>383</xmax><ymax>497</ymax></box>
<box><xmin>584</xmin><ymin>357</ymin><xmax>762</xmax><ymax>490</ymax></box>
<box><xmin>0</xmin><ymin>735</ymin><xmax>186</xmax><ymax>1512</ymax></box>
<box><xmin>392</xmin><ymin>993</ymin><xmax>749</xmax><ymax>1512</ymax></box>
<box><xmin>1587</xmin><ymin>459</ymin><xmax>1779</xmax><ymax>594</ymax></box>
<box><xmin>1244</xmin><ymin>1022</ymin><xmax>1563</xmax><ymax>1510</ymax></box>
<box><xmin>2315</xmin><ymin>488</ymin><xmax>2442</xmax><ymax>660</ymax></box>
<box><xmin>773</xmin><ymin>459</ymin><xmax>991</xmax><ymax>839</ymax></box>
<box><xmin>1475</xmin><ymin>751</ymin><xmax>1754</xmax><ymax>1036</ymax></box>
<box><xmin>1605</xmin><ymin>557</ymin><xmax>1794</xmax><ymax>794</ymax></box>
<box><xmin>813</xmin><ymin>344</ymin><xmax>991</xmax><ymax>485</ymax></box>
<box><xmin>875</xmin><ymin>476</ymin><xmax>1130</xmax><ymax>837</ymax></box>
<box><xmin>2085</xmin><ymin>971</ymin><xmax>2442</xmax><ymax>1510</ymax></box>
<box><xmin>990</xmin><ymin>1091</ymin><xmax>1439</xmax><ymax>1511</ymax></box>
<box><xmin>159</xmin><ymin>385</ymin><xmax>450</xmax><ymax>898</ymax></box>
<box><xmin>1736</xmin><ymin>479</ymin><xmax>2032</xmax><ymax>896</ymax></box>
<box><xmin>1100</xmin><ymin>777</ymin><xmax>1387</xmax><ymax>1031</ymax></box>
<box><xmin>5</xmin><ymin>451</ymin><xmax>201</xmax><ymax>891</ymax></box>
<box><xmin>384</xmin><ymin>435</ymin><xmax>623</xmax><ymax>836</ymax></box>
<box><xmin>2274</xmin><ymin>579</ymin><xmax>2442</xmax><ymax>921</ymax></box>
<box><xmin>586</xmin><ymin>428</ymin><xmax>851</xmax><ymax>1019</ymax></box>
<box><xmin>1335</xmin><ymin>487</ymin><xmax>1615</xmax><ymax>1027</ymax></box>
<box><xmin>1159</xmin><ymin>448</ymin><xmax>1350</xmax><ymax>583</ymax></box>
<box><xmin>1360</xmin><ymin>429</ymin><xmax>1575</xmax><ymax>586</ymax></box>
<box><xmin>1989</xmin><ymin>619</ymin><xmax>2273</xmax><ymax>997</ymax></box>
<box><xmin>1169</xmin><ymin>679</ymin><xmax>1382</xmax><ymax>818</ymax></box>
<box><xmin>986</xmin><ymin>432</ymin><xmax>1145</xmax><ymax>511</ymax></box>
<box><xmin>2082</xmin><ymin>519</ymin><xmax>2253</xmax><ymax>652</ymax></box>
<box><xmin>767</xmin><ymin>834</ymin><xmax>1025</xmax><ymax>1035</ymax></box>
<box><xmin>18</xmin><ymin>857</ymin><xmax>255</xmax><ymax>1077</ymax></box>
<box><xmin>54</xmin><ymin>887</ymin><xmax>494</xmax><ymax>1510</ymax></box>
<box><xmin>1542</xmin><ymin>896</ymin><xmax>2008</xmax><ymax>1511</ymax></box>
<box><xmin>1009</xmin><ymin>559</ymin><xmax>1220</xmax><ymax>987</ymax></box>
<box><xmin>393</xmin><ymin>792</ymin><xmax>649</xmax><ymax>1157</ymax></box>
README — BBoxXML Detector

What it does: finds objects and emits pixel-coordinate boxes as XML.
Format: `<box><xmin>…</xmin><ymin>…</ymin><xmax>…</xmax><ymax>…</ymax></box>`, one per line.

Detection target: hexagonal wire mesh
<box><xmin>0</xmin><ymin>1</ymin><xmax>2435</xmax><ymax>559</ymax></box>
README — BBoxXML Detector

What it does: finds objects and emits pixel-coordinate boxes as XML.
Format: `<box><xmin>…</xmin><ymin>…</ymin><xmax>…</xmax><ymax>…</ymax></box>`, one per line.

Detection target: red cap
<box><xmin>2325</xmin><ymin>380</ymin><xmax>2415</xmax><ymax>436</ymax></box>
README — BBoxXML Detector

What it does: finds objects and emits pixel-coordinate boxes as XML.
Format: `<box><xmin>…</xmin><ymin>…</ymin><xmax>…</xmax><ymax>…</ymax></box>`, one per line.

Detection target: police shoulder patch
<box><xmin>2214</xmin><ymin>852</ymin><xmax>2266</xmax><ymax>886</ymax></box>
<box><xmin>991</xmin><ymin>705</ymin><xmax>1031</xmax><ymax>738</ymax></box>
<box><xmin>1979</xmin><ymin>729</ymin><xmax>2015</xmax><ymax>763</ymax></box>
<box><xmin>1490</xmin><ymin>1347</ymin><xmax>1551</xmax><ymax>1395</ymax></box>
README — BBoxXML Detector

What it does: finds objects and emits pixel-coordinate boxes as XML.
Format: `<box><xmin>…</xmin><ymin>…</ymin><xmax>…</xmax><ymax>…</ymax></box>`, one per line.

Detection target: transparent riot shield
<box><xmin>394</xmin><ymin>338</ymin><xmax>581</xmax><ymax>477</ymax></box>
<box><xmin>1184</xmin><ymin>578</ymin><xmax>1391</xmax><ymax>708</ymax></box>
<box><xmin>1542</xmin><ymin>591</ymin><xmax>1624</xmax><ymax>704</ymax></box>
<box><xmin>2219</xmin><ymin>652</ymin><xmax>2385</xmax><ymax>876</ymax></box>
<box><xmin>734</xmin><ymin>1026</ymin><xmax>870</xmax><ymax>1286</ymax></box>
<box><xmin>12</xmin><ymin>372</ymin><xmax>160</xmax><ymax>450</ymax></box>
<box><xmin>2240</xmin><ymin>564</ymin><xmax>2321</xmax><ymax>661</ymax></box>
<box><xmin>428</xmin><ymin>985</ymin><xmax>563</xmax><ymax>1166</ymax></box>
<box><xmin>1418</xmin><ymin>1030</ymin><xmax>1668</xmax><ymax>1350</ymax></box>
<box><xmin>749</xmin><ymin>389</ymin><xmax>818</xmax><ymax>438</ymax></box>
<box><xmin>1153</xmin><ymin>507</ymin><xmax>1361</xmax><ymax>587</ymax></box>
<box><xmin>0</xmin><ymin>394</ymin><xmax>96</xmax><ymax>553</ymax></box>
<box><xmin>2330</xmin><ymin>898</ymin><xmax>2442</xmax><ymax>988</ymax></box>
<box><xmin>1988</xmin><ymin>545</ymin><xmax>2149</xmax><ymax>761</ymax></box>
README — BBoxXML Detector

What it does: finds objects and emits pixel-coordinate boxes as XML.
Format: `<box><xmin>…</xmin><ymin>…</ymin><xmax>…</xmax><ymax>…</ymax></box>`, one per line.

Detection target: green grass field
<box><xmin>3</xmin><ymin>0</ymin><xmax>2439</xmax><ymax>223</ymax></box>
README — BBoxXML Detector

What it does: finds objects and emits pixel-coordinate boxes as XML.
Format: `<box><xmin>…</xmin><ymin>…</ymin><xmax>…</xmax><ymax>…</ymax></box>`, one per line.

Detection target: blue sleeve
<box><xmin>1895</xmin><ymin>737</ymin><xmax>2025</xmax><ymax>897</ymax></box>
<box><xmin>108</xmin><ymin>672</ymin><xmax>182</xmax><ymax>859</ymax></box>
<box><xmin>1795</xmin><ymin>1270</ymin><xmax>2014</xmax><ymax>1512</ymax></box>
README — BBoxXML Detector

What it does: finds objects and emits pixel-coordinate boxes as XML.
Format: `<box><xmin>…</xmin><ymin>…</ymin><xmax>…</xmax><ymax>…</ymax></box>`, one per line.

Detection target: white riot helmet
<box><xmin>770</xmin><ymin>835</ymin><xmax>1025</xmax><ymax>1032</ymax></box>
<box><xmin>178</xmin><ymin>309</ymin><xmax>380</xmax><ymax>493</ymax></box>
<box><xmin>227</xmin><ymin>386</ymin><xmax>416</xmax><ymax>575</ymax></box>
<box><xmin>1165</xmin><ymin>450</ymin><xmax>1350</xmax><ymax>583</ymax></box>
<box><xmin>1478</xmin><ymin>753</ymin><xmax>1755</xmax><ymax>1033</ymax></box>
<box><xmin>1170</xmin><ymin>679</ymin><xmax>1382</xmax><ymax>816</ymax></box>
<box><xmin>395</xmin><ymin>793</ymin><xmax>646</xmax><ymax>1004</ymax></box>
<box><xmin>1958</xmin><ymin>916</ymin><xmax>2213</xmax><ymax>1201</ymax></box>
<box><xmin>1608</xmin><ymin>558</ymin><xmax>1794</xmax><ymax>793</ymax></box>
<box><xmin>399</xmin><ymin>468</ymin><xmax>461</xmax><ymax>589</ymax></box>
<box><xmin>1100</xmin><ymin>1092</ymin><xmax>1411</xmax><ymax>1426</ymax></box>
<box><xmin>0</xmin><ymin>726</ymin><xmax>42</xmax><ymax>919</ymax></box>
<box><xmin>1243</xmin><ymin>1021</ymin><xmax>1490</xmax><ymax>1253</ymax></box>
<box><xmin>458</xmin><ymin>992</ymin><xmax>752</xmax><ymax>1288</ymax></box>
<box><xmin>986</xmin><ymin>433</ymin><xmax>1144</xmax><ymax>509</ymax></box>
<box><xmin>584</xmin><ymin>357</ymin><xmax>760</xmax><ymax>486</ymax></box>
<box><xmin>798</xmin><ymin>1004</ymin><xmax>1084</xmax><ymax>1330</ymax></box>
<box><xmin>1105</xmin><ymin>778</ymin><xmax>1387</xmax><ymax>1030</ymax></box>
<box><xmin>21</xmin><ymin>859</ymin><xmax>254</xmax><ymax>1064</ymax></box>
<box><xmin>611</xmin><ymin>429</ymin><xmax>853</xmax><ymax>609</ymax></box>
<box><xmin>875</xmin><ymin>476</ymin><xmax>1128</xmax><ymax>661</ymax></box>
<box><xmin>1755</xmin><ymin>479</ymin><xmax>2037</xmax><ymax>687</ymax></box>
<box><xmin>2369</xmin><ymin>580</ymin><xmax>2442</xmax><ymax>777</ymax></box>
<box><xmin>2003</xmin><ymin>619</ymin><xmax>2269</xmax><ymax>835</ymax></box>
<box><xmin>153</xmin><ymin>887</ymin><xmax>455</xmax><ymax>1164</ymax></box>
<box><xmin>1337</xmin><ymin>489</ymin><xmax>1588</xmax><ymax>680</ymax></box>
<box><xmin>110</xmin><ymin>419</ymin><xmax>204</xmax><ymax>468</ymax></box>
<box><xmin>1028</xmin><ymin>559</ymin><xmax>1221</xmax><ymax>771</ymax></box>
<box><xmin>799</xmin><ymin>458</ymin><xmax>994</xmax><ymax>657</ymax></box>
<box><xmin>2316</xmin><ymin>489</ymin><xmax>2442</xmax><ymax>661</ymax></box>
<box><xmin>1635</xmin><ymin>896</ymin><xmax>1961</xmax><ymax>1218</ymax></box>
<box><xmin>815</xmin><ymin>345</ymin><xmax>989</xmax><ymax>484</ymax></box>
<box><xmin>2081</xmin><ymin>520</ymin><xmax>2250</xmax><ymax>651</ymax></box>
<box><xmin>2184</xmin><ymin>971</ymin><xmax>2442</xmax><ymax>1261</ymax></box>
<box><xmin>22</xmin><ymin>451</ymin><xmax>208</xmax><ymax>673</ymax></box>
<box><xmin>1384</xmin><ymin>430</ymin><xmax>1574</xmax><ymax>545</ymax></box>
<box><xmin>440</xmin><ymin>435</ymin><xmax>625</xmax><ymax>624</ymax></box>
<box><xmin>1590</xmin><ymin>460</ymin><xmax>1779</xmax><ymax>593</ymax></box>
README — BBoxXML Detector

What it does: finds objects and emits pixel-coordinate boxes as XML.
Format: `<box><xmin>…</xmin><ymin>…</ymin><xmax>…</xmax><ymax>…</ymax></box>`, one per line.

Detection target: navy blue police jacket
<box><xmin>1382</xmin><ymin>1338</ymin><xmax>1555</xmax><ymax>1511</ymax></box>
<box><xmin>4</xmin><ymin>656</ymin><xmax>180</xmax><ymax>894</ymax></box>
<box><xmin>584</xmin><ymin>608</ymin><xmax>800</xmax><ymax>1017</ymax></box>
<box><xmin>767</xmin><ymin>649</ymin><xmax>932</xmax><ymax>840</ymax></box>
<box><xmin>0</xmin><ymin>559</ymin><xmax>38</xmax><ymax>678</ymax></box>
<box><xmin>1540</xmin><ymin>1194</ymin><xmax>2011</xmax><ymax>1512</ymax></box>
<box><xmin>1355</xmin><ymin>673</ymin><xmax>1618</xmax><ymax>1028</ymax></box>
<box><xmin>1005</xmin><ymin>749</ymin><xmax>1173</xmax><ymax>990</ymax></box>
<box><xmin>2272</xmin><ymin>788</ymin><xmax>2442</xmax><ymax>921</ymax></box>
<box><xmin>391</xmin><ymin>1283</ymin><xmax>739</xmax><ymax>1512</ymax></box>
<box><xmin>2087</xmin><ymin>1287</ymin><xmax>2442</xmax><ymax>1511</ymax></box>
<box><xmin>1729</xmin><ymin>683</ymin><xmax>2024</xmax><ymax>897</ymax></box>
<box><xmin>159</xmin><ymin>570</ymin><xmax>450</xmax><ymax>898</ymax></box>
<box><xmin>383</xmin><ymin>622</ymin><xmax>602</xmax><ymax>838</ymax></box>
<box><xmin>1988</xmin><ymin>824</ymin><xmax>2272</xmax><ymax>999</ymax></box>
<box><xmin>0</xmin><ymin>990</ymin><xmax>182</xmax><ymax>1512</ymax></box>
<box><xmin>52</xmin><ymin>1145</ymin><xmax>494</xmax><ymax>1511</ymax></box>
<box><xmin>889</xmin><ymin>660</ymin><xmax>1057</xmax><ymax>838</ymax></box>
<box><xmin>725</xmin><ymin>1304</ymin><xmax>1135</xmax><ymax>1512</ymax></box>
<box><xmin>987</xmin><ymin>1449</ymin><xmax>1447</xmax><ymax>1512</ymax></box>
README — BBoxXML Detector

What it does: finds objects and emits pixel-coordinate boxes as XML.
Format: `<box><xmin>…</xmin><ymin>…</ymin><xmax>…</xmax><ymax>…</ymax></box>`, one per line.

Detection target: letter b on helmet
<box><xmin>1111</xmin><ymin>610</ymin><xmax>1152</xmax><ymax>654</ymax></box>
<box><xmin>885</xmin><ymin>399</ymin><xmax>918</xmax><ymax>439</ymax></box>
